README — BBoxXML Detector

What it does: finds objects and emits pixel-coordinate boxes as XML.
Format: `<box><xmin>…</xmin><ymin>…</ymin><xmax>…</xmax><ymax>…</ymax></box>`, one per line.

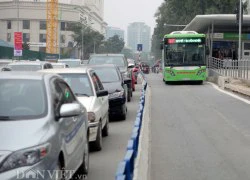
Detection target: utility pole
<box><xmin>238</xmin><ymin>0</ymin><xmax>242</xmax><ymax>62</ymax></box>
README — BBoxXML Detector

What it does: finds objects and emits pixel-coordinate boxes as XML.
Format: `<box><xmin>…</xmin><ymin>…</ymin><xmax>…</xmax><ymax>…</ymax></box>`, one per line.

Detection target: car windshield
<box><xmin>0</xmin><ymin>79</ymin><xmax>47</xmax><ymax>119</ymax></box>
<box><xmin>93</xmin><ymin>67</ymin><xmax>120</xmax><ymax>83</ymax></box>
<box><xmin>58</xmin><ymin>60</ymin><xmax>80</xmax><ymax>67</ymax></box>
<box><xmin>60</xmin><ymin>74</ymin><xmax>93</xmax><ymax>96</ymax></box>
<box><xmin>8</xmin><ymin>64</ymin><xmax>42</xmax><ymax>71</ymax></box>
<box><xmin>89</xmin><ymin>56</ymin><xmax>125</xmax><ymax>67</ymax></box>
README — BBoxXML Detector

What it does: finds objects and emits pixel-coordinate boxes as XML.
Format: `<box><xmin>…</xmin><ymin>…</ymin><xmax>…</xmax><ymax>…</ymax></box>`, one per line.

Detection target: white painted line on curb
<box><xmin>208</xmin><ymin>82</ymin><xmax>250</xmax><ymax>105</ymax></box>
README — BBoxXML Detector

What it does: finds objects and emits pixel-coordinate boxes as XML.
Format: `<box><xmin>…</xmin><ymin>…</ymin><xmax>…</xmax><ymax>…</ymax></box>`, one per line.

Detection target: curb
<box><xmin>133</xmin><ymin>85</ymin><xmax>151</xmax><ymax>180</ymax></box>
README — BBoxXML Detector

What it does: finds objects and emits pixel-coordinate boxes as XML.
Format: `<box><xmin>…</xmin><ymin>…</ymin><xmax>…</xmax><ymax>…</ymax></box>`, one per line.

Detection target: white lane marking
<box><xmin>208</xmin><ymin>82</ymin><xmax>250</xmax><ymax>105</ymax></box>
<box><xmin>208</xmin><ymin>82</ymin><xmax>250</xmax><ymax>137</ymax></box>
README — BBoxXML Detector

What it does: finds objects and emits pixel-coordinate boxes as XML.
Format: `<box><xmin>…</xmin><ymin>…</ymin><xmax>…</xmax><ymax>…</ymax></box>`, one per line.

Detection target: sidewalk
<box><xmin>211</xmin><ymin>76</ymin><xmax>250</xmax><ymax>97</ymax></box>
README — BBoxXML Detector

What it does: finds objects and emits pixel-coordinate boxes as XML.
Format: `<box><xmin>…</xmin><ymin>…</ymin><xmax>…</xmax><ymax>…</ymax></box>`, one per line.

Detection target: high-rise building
<box><xmin>127</xmin><ymin>22</ymin><xmax>151</xmax><ymax>52</ymax></box>
<box><xmin>0</xmin><ymin>0</ymin><xmax>107</xmax><ymax>55</ymax></box>
<box><xmin>106</xmin><ymin>26</ymin><xmax>124</xmax><ymax>40</ymax></box>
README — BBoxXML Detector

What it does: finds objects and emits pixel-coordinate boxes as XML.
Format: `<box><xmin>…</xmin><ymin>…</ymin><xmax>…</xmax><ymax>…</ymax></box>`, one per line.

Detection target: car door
<box><xmin>54</xmin><ymin>79</ymin><xmax>86</xmax><ymax>171</ymax></box>
<box><xmin>94</xmin><ymin>72</ymin><xmax>109</xmax><ymax>123</ymax></box>
<box><xmin>90</xmin><ymin>72</ymin><xmax>107</xmax><ymax>128</ymax></box>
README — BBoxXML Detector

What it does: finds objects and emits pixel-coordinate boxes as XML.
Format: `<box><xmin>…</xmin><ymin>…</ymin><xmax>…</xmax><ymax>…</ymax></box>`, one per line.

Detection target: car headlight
<box><xmin>109</xmin><ymin>90</ymin><xmax>124</xmax><ymax>99</ymax></box>
<box><xmin>88</xmin><ymin>112</ymin><xmax>96</xmax><ymax>122</ymax></box>
<box><xmin>0</xmin><ymin>143</ymin><xmax>50</xmax><ymax>173</ymax></box>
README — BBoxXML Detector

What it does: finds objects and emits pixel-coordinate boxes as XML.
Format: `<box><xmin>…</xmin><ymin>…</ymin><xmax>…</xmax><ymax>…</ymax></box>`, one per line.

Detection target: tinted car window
<box><xmin>93</xmin><ymin>67</ymin><xmax>120</xmax><ymax>83</ymax></box>
<box><xmin>60</xmin><ymin>74</ymin><xmax>94</xmax><ymax>96</ymax></box>
<box><xmin>93</xmin><ymin>72</ymin><xmax>104</xmax><ymax>90</ymax></box>
<box><xmin>58</xmin><ymin>81</ymin><xmax>76</xmax><ymax>103</ymax></box>
<box><xmin>0</xmin><ymin>79</ymin><xmax>47</xmax><ymax>119</ymax></box>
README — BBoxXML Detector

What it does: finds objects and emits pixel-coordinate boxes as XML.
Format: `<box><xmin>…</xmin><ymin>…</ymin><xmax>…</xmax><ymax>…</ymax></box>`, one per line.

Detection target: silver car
<box><xmin>7</xmin><ymin>61</ymin><xmax>53</xmax><ymax>71</ymax></box>
<box><xmin>0</xmin><ymin>72</ymin><xmax>89</xmax><ymax>180</ymax></box>
<box><xmin>40</xmin><ymin>68</ymin><xmax>109</xmax><ymax>151</ymax></box>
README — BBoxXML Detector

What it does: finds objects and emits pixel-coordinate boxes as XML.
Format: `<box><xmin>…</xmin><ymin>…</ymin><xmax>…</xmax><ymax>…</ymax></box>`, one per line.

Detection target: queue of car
<box><xmin>0</xmin><ymin>55</ymin><xmax>140</xmax><ymax>179</ymax></box>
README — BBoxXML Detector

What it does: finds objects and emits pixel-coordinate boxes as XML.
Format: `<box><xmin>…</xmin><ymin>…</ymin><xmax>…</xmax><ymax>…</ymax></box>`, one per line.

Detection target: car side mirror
<box><xmin>97</xmin><ymin>90</ymin><xmax>108</xmax><ymax>97</ymax></box>
<box><xmin>60</xmin><ymin>103</ymin><xmax>81</xmax><ymax>117</ymax></box>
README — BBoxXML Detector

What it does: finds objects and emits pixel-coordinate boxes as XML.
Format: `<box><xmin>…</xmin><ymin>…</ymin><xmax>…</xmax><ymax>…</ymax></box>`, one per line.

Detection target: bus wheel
<box><xmin>197</xmin><ymin>81</ymin><xmax>203</xmax><ymax>85</ymax></box>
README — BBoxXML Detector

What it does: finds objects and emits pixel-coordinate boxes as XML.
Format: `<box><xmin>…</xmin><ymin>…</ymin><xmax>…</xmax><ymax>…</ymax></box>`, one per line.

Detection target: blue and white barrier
<box><xmin>115</xmin><ymin>72</ymin><xmax>149</xmax><ymax>180</ymax></box>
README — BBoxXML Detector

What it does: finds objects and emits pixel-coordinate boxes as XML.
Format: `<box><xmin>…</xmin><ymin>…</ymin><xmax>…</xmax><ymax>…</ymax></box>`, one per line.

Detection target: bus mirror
<box><xmin>205</xmin><ymin>46</ymin><xmax>210</xmax><ymax>55</ymax></box>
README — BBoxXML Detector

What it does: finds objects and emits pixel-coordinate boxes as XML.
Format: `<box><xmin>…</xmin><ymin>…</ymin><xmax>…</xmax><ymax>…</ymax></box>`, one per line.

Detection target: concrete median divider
<box><xmin>115</xmin><ymin>72</ymin><xmax>150</xmax><ymax>180</ymax></box>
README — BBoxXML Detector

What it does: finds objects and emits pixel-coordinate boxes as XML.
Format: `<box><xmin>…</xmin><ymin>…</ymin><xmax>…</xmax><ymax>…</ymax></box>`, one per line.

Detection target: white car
<box><xmin>7</xmin><ymin>61</ymin><xmax>53</xmax><ymax>71</ymax></box>
<box><xmin>40</xmin><ymin>67</ymin><xmax>109</xmax><ymax>151</ymax></box>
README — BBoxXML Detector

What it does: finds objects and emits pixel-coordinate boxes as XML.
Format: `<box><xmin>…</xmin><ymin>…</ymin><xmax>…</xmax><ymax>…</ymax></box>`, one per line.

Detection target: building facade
<box><xmin>0</xmin><ymin>0</ymin><xmax>106</xmax><ymax>56</ymax></box>
<box><xmin>127</xmin><ymin>22</ymin><xmax>151</xmax><ymax>52</ymax></box>
<box><xmin>106</xmin><ymin>26</ymin><xmax>124</xmax><ymax>40</ymax></box>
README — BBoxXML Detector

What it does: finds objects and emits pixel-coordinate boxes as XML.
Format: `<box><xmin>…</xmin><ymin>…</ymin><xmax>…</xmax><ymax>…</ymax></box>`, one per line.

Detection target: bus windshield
<box><xmin>165</xmin><ymin>43</ymin><xmax>205</xmax><ymax>66</ymax></box>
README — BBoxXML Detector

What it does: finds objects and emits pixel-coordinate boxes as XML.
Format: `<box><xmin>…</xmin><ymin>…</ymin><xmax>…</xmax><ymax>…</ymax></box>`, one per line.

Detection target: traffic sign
<box><xmin>14</xmin><ymin>49</ymin><xmax>22</xmax><ymax>56</ymax></box>
<box><xmin>137</xmin><ymin>44</ymin><xmax>143</xmax><ymax>52</ymax></box>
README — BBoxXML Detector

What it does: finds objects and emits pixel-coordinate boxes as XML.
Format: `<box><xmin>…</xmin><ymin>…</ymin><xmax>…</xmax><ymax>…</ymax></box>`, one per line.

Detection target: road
<box><xmin>148</xmin><ymin>73</ymin><xmax>250</xmax><ymax>180</ymax></box>
<box><xmin>85</xmin><ymin>82</ymin><xmax>142</xmax><ymax>180</ymax></box>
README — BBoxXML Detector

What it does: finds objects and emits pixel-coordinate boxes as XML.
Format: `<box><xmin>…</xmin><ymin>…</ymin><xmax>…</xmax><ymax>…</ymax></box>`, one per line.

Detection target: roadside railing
<box><xmin>208</xmin><ymin>57</ymin><xmax>250</xmax><ymax>80</ymax></box>
<box><xmin>115</xmin><ymin>73</ymin><xmax>147</xmax><ymax>180</ymax></box>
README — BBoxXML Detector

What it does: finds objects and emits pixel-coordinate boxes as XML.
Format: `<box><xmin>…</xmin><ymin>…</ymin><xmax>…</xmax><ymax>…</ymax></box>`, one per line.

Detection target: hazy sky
<box><xmin>104</xmin><ymin>0</ymin><xmax>164</xmax><ymax>33</ymax></box>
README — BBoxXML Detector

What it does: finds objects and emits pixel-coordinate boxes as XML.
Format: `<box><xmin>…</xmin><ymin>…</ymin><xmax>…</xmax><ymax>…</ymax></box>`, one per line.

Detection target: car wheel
<box><xmin>53</xmin><ymin>160</ymin><xmax>64</xmax><ymax>180</ymax></box>
<box><xmin>78</xmin><ymin>136</ymin><xmax>89</xmax><ymax>175</ymax></box>
<box><xmin>91</xmin><ymin>122</ymin><xmax>102</xmax><ymax>151</ymax></box>
<box><xmin>102</xmin><ymin>116</ymin><xmax>109</xmax><ymax>137</ymax></box>
<box><xmin>120</xmin><ymin>105</ymin><xmax>127</xmax><ymax>120</ymax></box>
<box><xmin>127</xmin><ymin>91</ymin><xmax>131</xmax><ymax>102</ymax></box>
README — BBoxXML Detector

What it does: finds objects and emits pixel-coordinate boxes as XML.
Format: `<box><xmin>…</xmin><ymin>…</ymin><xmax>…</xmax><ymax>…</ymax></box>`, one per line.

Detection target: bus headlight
<box><xmin>165</xmin><ymin>70</ymin><xmax>175</xmax><ymax>76</ymax></box>
<box><xmin>196</xmin><ymin>69</ymin><xmax>206</xmax><ymax>76</ymax></box>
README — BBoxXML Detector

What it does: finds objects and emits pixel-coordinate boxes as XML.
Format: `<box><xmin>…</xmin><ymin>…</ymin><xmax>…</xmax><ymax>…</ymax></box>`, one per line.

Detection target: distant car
<box><xmin>58</xmin><ymin>59</ymin><xmax>81</xmax><ymax>67</ymax></box>
<box><xmin>88</xmin><ymin>54</ymin><xmax>133</xmax><ymax>102</ymax></box>
<box><xmin>0</xmin><ymin>72</ymin><xmax>89</xmax><ymax>179</ymax></box>
<box><xmin>88</xmin><ymin>64</ymin><xmax>129</xmax><ymax>120</ymax></box>
<box><xmin>7</xmin><ymin>61</ymin><xmax>53</xmax><ymax>71</ymax></box>
<box><xmin>50</xmin><ymin>62</ymin><xmax>69</xmax><ymax>68</ymax></box>
<box><xmin>40</xmin><ymin>67</ymin><xmax>109</xmax><ymax>151</ymax></box>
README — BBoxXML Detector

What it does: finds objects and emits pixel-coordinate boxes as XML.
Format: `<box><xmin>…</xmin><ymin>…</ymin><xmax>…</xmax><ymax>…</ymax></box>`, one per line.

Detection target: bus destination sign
<box><xmin>167</xmin><ymin>38</ymin><xmax>203</xmax><ymax>44</ymax></box>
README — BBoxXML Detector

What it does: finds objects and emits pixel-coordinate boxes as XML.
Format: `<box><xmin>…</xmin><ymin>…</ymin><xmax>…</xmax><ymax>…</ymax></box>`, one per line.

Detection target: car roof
<box><xmin>87</xmin><ymin>64</ymin><xmax>117</xmax><ymax>68</ymax></box>
<box><xmin>89</xmin><ymin>54</ymin><xmax>124</xmax><ymax>57</ymax></box>
<box><xmin>8</xmin><ymin>61</ymin><xmax>50</xmax><ymax>66</ymax></box>
<box><xmin>50</xmin><ymin>62</ymin><xmax>67</xmax><ymax>65</ymax></box>
<box><xmin>40</xmin><ymin>67</ymin><xmax>89</xmax><ymax>74</ymax></box>
<box><xmin>0</xmin><ymin>71</ymin><xmax>56</xmax><ymax>80</ymax></box>
<box><xmin>58</xmin><ymin>59</ymin><xmax>81</xmax><ymax>62</ymax></box>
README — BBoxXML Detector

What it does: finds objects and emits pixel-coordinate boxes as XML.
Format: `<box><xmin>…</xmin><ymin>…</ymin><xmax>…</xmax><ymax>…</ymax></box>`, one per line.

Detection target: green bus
<box><xmin>161</xmin><ymin>31</ymin><xmax>208</xmax><ymax>84</ymax></box>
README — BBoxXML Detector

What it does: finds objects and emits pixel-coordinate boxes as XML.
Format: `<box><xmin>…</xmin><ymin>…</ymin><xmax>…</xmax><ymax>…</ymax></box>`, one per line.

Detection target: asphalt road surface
<box><xmin>85</xmin><ymin>82</ymin><xmax>142</xmax><ymax>180</ymax></box>
<box><xmin>148</xmin><ymin>73</ymin><xmax>250</xmax><ymax>180</ymax></box>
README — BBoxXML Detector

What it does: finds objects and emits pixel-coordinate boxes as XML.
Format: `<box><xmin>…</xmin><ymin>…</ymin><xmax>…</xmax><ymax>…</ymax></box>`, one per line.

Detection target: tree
<box><xmin>68</xmin><ymin>23</ymin><xmax>105</xmax><ymax>59</ymax></box>
<box><xmin>151</xmin><ymin>0</ymin><xmax>247</xmax><ymax>60</ymax></box>
<box><xmin>22</xmin><ymin>42</ymin><xmax>30</xmax><ymax>50</ymax></box>
<box><xmin>101</xmin><ymin>35</ymin><xmax>125</xmax><ymax>54</ymax></box>
<box><xmin>121</xmin><ymin>47</ymin><xmax>134</xmax><ymax>59</ymax></box>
